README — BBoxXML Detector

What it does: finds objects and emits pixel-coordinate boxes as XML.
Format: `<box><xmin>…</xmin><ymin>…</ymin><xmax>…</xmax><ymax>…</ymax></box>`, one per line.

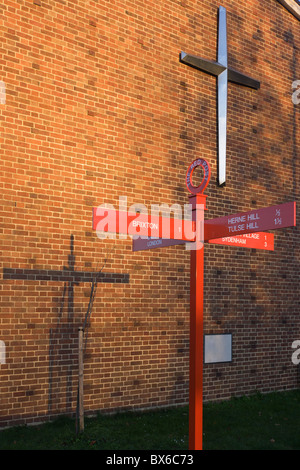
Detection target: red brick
<box><xmin>0</xmin><ymin>0</ymin><xmax>299</xmax><ymax>428</ymax></box>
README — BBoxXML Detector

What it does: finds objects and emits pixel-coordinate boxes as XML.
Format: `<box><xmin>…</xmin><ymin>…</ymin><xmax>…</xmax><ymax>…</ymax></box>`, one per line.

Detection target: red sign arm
<box><xmin>208</xmin><ymin>232</ymin><xmax>274</xmax><ymax>250</ymax></box>
<box><xmin>204</xmin><ymin>202</ymin><xmax>296</xmax><ymax>241</ymax></box>
<box><xmin>92</xmin><ymin>207</ymin><xmax>195</xmax><ymax>241</ymax></box>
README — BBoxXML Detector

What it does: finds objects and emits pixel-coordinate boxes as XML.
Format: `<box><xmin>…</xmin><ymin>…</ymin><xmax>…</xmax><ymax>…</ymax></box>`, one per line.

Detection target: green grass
<box><xmin>204</xmin><ymin>390</ymin><xmax>300</xmax><ymax>450</ymax></box>
<box><xmin>0</xmin><ymin>390</ymin><xmax>299</xmax><ymax>450</ymax></box>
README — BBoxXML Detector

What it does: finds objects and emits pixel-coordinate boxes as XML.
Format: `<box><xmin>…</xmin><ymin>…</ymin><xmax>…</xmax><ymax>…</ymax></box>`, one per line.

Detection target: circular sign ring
<box><xmin>186</xmin><ymin>158</ymin><xmax>211</xmax><ymax>195</ymax></box>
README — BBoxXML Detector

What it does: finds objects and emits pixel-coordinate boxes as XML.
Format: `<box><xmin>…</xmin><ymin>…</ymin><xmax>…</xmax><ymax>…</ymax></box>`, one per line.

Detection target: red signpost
<box><xmin>92</xmin><ymin>158</ymin><xmax>296</xmax><ymax>451</ymax></box>
<box><xmin>188</xmin><ymin>192</ymin><xmax>206</xmax><ymax>451</ymax></box>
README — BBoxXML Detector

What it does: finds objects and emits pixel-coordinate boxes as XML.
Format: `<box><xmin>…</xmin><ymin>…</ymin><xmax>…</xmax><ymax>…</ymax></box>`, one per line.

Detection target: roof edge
<box><xmin>277</xmin><ymin>0</ymin><xmax>300</xmax><ymax>20</ymax></box>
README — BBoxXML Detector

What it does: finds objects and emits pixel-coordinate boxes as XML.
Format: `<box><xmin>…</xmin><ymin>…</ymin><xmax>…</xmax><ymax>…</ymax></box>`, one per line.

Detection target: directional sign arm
<box><xmin>92</xmin><ymin>207</ymin><xmax>195</xmax><ymax>241</ymax></box>
<box><xmin>204</xmin><ymin>202</ymin><xmax>296</xmax><ymax>241</ymax></box>
<box><xmin>208</xmin><ymin>232</ymin><xmax>274</xmax><ymax>251</ymax></box>
<box><xmin>132</xmin><ymin>232</ymin><xmax>275</xmax><ymax>252</ymax></box>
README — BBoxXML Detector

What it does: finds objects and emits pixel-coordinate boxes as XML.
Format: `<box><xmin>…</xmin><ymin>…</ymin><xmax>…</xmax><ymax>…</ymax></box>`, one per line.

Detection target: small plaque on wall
<box><xmin>204</xmin><ymin>334</ymin><xmax>232</xmax><ymax>364</ymax></box>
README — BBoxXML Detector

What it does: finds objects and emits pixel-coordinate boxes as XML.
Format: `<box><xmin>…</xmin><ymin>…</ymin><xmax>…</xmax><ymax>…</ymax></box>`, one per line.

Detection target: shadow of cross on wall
<box><xmin>3</xmin><ymin>234</ymin><xmax>129</xmax><ymax>415</ymax></box>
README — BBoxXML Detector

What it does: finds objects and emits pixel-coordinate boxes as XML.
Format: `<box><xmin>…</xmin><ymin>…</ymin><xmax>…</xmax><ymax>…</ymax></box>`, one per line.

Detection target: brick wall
<box><xmin>0</xmin><ymin>0</ymin><xmax>299</xmax><ymax>428</ymax></box>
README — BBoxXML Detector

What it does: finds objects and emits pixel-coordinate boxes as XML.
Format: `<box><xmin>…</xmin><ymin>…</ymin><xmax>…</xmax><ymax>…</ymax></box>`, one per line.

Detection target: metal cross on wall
<box><xmin>180</xmin><ymin>6</ymin><xmax>260</xmax><ymax>186</ymax></box>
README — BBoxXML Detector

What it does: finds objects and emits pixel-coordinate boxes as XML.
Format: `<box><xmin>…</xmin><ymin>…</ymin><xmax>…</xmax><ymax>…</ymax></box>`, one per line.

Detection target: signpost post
<box><xmin>92</xmin><ymin>158</ymin><xmax>296</xmax><ymax>451</ymax></box>
<box><xmin>185</xmin><ymin>159</ymin><xmax>211</xmax><ymax>451</ymax></box>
